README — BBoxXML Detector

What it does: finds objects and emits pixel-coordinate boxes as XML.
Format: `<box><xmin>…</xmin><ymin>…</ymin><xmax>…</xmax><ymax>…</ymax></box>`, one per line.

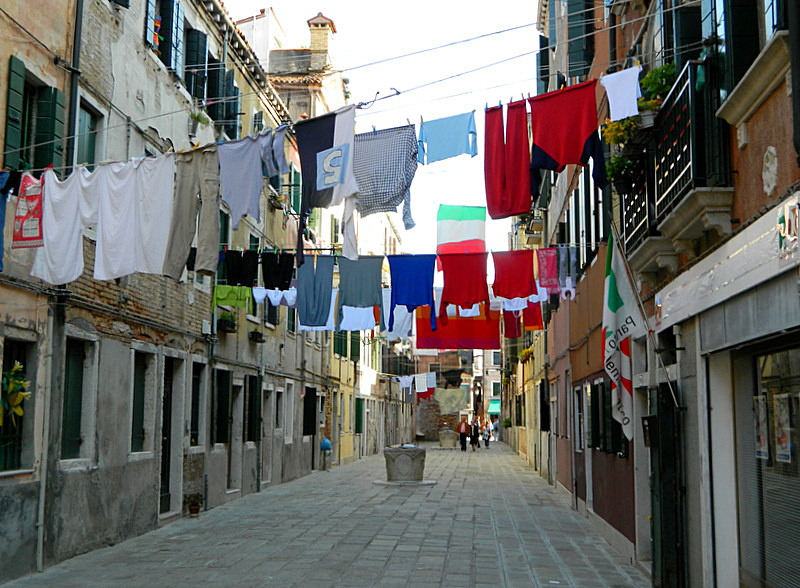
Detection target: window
<box><xmin>245</xmin><ymin>375</ymin><xmax>261</xmax><ymax>442</ymax></box>
<box><xmin>349</xmin><ymin>332</ymin><xmax>360</xmax><ymax>362</ymax></box>
<box><xmin>763</xmin><ymin>0</ymin><xmax>786</xmax><ymax>40</ymax></box>
<box><xmin>573</xmin><ymin>385</ymin><xmax>585</xmax><ymax>451</ymax></box>
<box><xmin>333</xmin><ymin>331</ymin><xmax>347</xmax><ymax>356</ymax></box>
<box><xmin>588</xmin><ymin>379</ymin><xmax>627</xmax><ymax>455</ymax></box>
<box><xmin>567</xmin><ymin>0</ymin><xmax>594</xmax><ymax>78</ymax></box>
<box><xmin>275</xmin><ymin>390</ymin><xmax>283</xmax><ymax>428</ymax></box>
<box><xmin>61</xmin><ymin>338</ymin><xmax>87</xmax><ymax>459</ymax></box>
<box><xmin>287</xmin><ymin>307</ymin><xmax>296</xmax><ymax>333</ymax></box>
<box><xmin>212</xmin><ymin>369</ymin><xmax>232</xmax><ymax>445</ymax></box>
<box><xmin>3</xmin><ymin>56</ymin><xmax>65</xmax><ymax>170</ymax></box>
<box><xmin>145</xmin><ymin>0</ymin><xmax>184</xmax><ymax>77</ymax></box>
<box><xmin>265</xmin><ymin>301</ymin><xmax>279</xmax><ymax>326</ymax></box>
<box><xmin>492</xmin><ymin>351</ymin><xmax>501</xmax><ymax>366</ymax></box>
<box><xmin>253</xmin><ymin>111</ymin><xmax>264</xmax><ymax>134</ymax></box>
<box><xmin>76</xmin><ymin>105</ymin><xmax>98</xmax><ymax>170</ymax></box>
<box><xmin>0</xmin><ymin>340</ymin><xmax>33</xmax><ymax>471</ymax></box>
<box><xmin>492</xmin><ymin>381</ymin><xmax>501</xmax><ymax>397</ymax></box>
<box><xmin>206</xmin><ymin>55</ymin><xmax>226</xmax><ymax>122</ymax></box>
<box><xmin>189</xmin><ymin>363</ymin><xmax>203</xmax><ymax>446</ymax></box>
<box><xmin>131</xmin><ymin>351</ymin><xmax>154</xmax><ymax>453</ymax></box>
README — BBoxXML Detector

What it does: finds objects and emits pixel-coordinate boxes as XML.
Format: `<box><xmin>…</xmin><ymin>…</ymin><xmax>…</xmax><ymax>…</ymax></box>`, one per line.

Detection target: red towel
<box><xmin>492</xmin><ymin>250</ymin><xmax>535</xmax><ymax>299</ymax></box>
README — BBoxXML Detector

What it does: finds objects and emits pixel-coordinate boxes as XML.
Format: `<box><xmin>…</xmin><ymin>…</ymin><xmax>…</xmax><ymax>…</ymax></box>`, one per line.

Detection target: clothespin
<box><xmin>372</xmin><ymin>125</ymin><xmax>377</xmax><ymax>134</ymax></box>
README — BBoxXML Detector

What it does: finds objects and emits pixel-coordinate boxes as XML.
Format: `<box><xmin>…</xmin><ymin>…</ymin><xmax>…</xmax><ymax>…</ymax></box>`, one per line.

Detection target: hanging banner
<box><xmin>12</xmin><ymin>171</ymin><xmax>44</xmax><ymax>249</ymax></box>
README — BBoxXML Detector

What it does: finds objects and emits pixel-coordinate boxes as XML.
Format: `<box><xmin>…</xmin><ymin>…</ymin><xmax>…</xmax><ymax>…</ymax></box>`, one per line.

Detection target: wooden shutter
<box><xmin>61</xmin><ymin>339</ymin><xmax>85</xmax><ymax>459</ymax></box>
<box><xmin>132</xmin><ymin>353</ymin><xmax>147</xmax><ymax>452</ymax></box>
<box><xmin>34</xmin><ymin>86</ymin><xmax>66</xmax><ymax>170</ymax></box>
<box><xmin>350</xmin><ymin>331</ymin><xmax>360</xmax><ymax>362</ymax></box>
<box><xmin>184</xmin><ymin>29</ymin><xmax>207</xmax><ymax>99</ymax></box>
<box><xmin>4</xmin><ymin>56</ymin><xmax>26</xmax><ymax>169</ymax></box>
<box><xmin>224</xmin><ymin>70</ymin><xmax>240</xmax><ymax>139</ymax></box>
<box><xmin>206</xmin><ymin>57</ymin><xmax>225</xmax><ymax>122</ymax></box>
<box><xmin>160</xmin><ymin>0</ymin><xmax>184</xmax><ymax>76</ymax></box>
<box><xmin>355</xmin><ymin>397</ymin><xmax>364</xmax><ymax>434</ymax></box>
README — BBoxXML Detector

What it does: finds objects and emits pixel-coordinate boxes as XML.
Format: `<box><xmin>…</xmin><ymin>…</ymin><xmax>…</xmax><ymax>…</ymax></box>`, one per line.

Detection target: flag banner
<box><xmin>436</xmin><ymin>204</ymin><xmax>486</xmax><ymax>255</ymax></box>
<box><xmin>602</xmin><ymin>233</ymin><xmax>646</xmax><ymax>440</ymax></box>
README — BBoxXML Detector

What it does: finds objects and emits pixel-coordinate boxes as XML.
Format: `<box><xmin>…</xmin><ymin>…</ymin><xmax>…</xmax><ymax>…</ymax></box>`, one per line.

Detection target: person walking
<box><xmin>457</xmin><ymin>416</ymin><xmax>470</xmax><ymax>451</ymax></box>
<box><xmin>483</xmin><ymin>421</ymin><xmax>491</xmax><ymax>448</ymax></box>
<box><xmin>470</xmin><ymin>418</ymin><xmax>481</xmax><ymax>451</ymax></box>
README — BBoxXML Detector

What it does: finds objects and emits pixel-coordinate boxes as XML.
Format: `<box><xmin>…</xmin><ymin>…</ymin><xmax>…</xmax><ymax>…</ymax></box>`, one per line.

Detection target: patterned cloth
<box><xmin>353</xmin><ymin>125</ymin><xmax>418</xmax><ymax>225</ymax></box>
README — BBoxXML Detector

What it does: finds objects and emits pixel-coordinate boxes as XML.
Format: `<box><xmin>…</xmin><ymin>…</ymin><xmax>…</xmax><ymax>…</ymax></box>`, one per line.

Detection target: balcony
<box><xmin>622</xmin><ymin>60</ymin><xmax>732</xmax><ymax>276</ymax></box>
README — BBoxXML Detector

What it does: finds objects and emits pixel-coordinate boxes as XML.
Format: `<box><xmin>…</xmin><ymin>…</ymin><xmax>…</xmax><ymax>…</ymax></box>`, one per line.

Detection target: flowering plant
<box><xmin>1</xmin><ymin>361</ymin><xmax>31</xmax><ymax>428</ymax></box>
<box><xmin>518</xmin><ymin>347</ymin><xmax>534</xmax><ymax>363</ymax></box>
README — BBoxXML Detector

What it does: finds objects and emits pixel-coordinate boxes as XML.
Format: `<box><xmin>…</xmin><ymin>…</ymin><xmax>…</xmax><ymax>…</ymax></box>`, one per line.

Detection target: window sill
<box><xmin>0</xmin><ymin>468</ymin><xmax>35</xmax><ymax>479</ymax></box>
<box><xmin>59</xmin><ymin>459</ymin><xmax>97</xmax><ymax>472</ymax></box>
<box><xmin>128</xmin><ymin>451</ymin><xmax>154</xmax><ymax>462</ymax></box>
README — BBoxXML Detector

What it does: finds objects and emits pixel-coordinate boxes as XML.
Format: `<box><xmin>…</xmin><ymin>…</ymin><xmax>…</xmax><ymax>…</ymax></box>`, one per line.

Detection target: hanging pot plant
<box><xmin>606</xmin><ymin>155</ymin><xmax>636</xmax><ymax>194</ymax></box>
<box><xmin>602</xmin><ymin>116</ymin><xmax>640</xmax><ymax>146</ymax></box>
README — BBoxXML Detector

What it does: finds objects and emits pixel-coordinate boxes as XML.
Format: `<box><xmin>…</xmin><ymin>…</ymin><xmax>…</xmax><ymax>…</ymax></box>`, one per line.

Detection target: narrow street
<box><xmin>6</xmin><ymin>442</ymin><xmax>648</xmax><ymax>588</ymax></box>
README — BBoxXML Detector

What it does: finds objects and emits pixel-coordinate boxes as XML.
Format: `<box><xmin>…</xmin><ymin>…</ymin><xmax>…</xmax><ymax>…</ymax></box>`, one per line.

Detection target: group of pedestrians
<box><xmin>456</xmin><ymin>416</ymin><xmax>497</xmax><ymax>452</ymax></box>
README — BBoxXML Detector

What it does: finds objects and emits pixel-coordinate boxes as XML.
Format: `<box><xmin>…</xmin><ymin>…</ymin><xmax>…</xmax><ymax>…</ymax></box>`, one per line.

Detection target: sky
<box><xmin>226</xmin><ymin>1</ymin><xmax>541</xmax><ymax>255</ymax></box>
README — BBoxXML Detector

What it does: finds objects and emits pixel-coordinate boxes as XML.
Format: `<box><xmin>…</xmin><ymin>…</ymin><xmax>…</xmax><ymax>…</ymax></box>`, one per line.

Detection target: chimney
<box><xmin>308</xmin><ymin>12</ymin><xmax>336</xmax><ymax>71</ymax></box>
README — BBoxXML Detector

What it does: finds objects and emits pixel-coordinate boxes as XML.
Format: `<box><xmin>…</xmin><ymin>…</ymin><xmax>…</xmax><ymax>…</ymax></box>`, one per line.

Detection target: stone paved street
<box><xmin>5</xmin><ymin>442</ymin><xmax>649</xmax><ymax>587</ymax></box>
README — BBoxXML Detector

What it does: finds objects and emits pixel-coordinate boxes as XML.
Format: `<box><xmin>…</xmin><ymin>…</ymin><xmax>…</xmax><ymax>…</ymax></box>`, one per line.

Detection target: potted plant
<box><xmin>602</xmin><ymin>116</ymin><xmax>640</xmax><ymax>146</ymax></box>
<box><xmin>248</xmin><ymin>329</ymin><xmax>265</xmax><ymax>343</ymax></box>
<box><xmin>518</xmin><ymin>347</ymin><xmax>534</xmax><ymax>363</ymax></box>
<box><xmin>606</xmin><ymin>155</ymin><xmax>636</xmax><ymax>194</ymax></box>
<box><xmin>184</xmin><ymin>493</ymin><xmax>204</xmax><ymax>517</ymax></box>
<box><xmin>0</xmin><ymin>361</ymin><xmax>31</xmax><ymax>428</ymax></box>
<box><xmin>502</xmin><ymin>417</ymin><xmax>512</xmax><ymax>429</ymax></box>
<box><xmin>188</xmin><ymin>109</ymin><xmax>211</xmax><ymax>137</ymax></box>
<box><xmin>217</xmin><ymin>311</ymin><xmax>237</xmax><ymax>333</ymax></box>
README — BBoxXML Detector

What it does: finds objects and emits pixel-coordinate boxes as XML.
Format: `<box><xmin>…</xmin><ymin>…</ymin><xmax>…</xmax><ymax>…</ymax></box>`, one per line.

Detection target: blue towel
<box><xmin>388</xmin><ymin>254</ymin><xmax>437</xmax><ymax>331</ymax></box>
<box><xmin>418</xmin><ymin>112</ymin><xmax>478</xmax><ymax>165</ymax></box>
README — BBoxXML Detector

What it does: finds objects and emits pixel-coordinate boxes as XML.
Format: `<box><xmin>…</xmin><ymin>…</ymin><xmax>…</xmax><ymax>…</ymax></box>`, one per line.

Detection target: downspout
<box><xmin>64</xmin><ymin>0</ymin><xmax>84</xmax><ymax>172</ymax></box>
<box><xmin>788</xmin><ymin>0</ymin><xmax>800</xmax><ymax>167</ymax></box>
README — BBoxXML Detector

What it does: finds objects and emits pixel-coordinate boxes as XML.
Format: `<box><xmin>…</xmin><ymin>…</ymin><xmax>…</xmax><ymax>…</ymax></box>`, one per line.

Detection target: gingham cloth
<box><xmin>353</xmin><ymin>124</ymin><xmax>418</xmax><ymax>229</ymax></box>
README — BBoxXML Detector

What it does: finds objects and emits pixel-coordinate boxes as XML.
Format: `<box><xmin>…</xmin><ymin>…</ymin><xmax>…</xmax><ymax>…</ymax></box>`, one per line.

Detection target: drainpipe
<box><xmin>788</xmin><ymin>0</ymin><xmax>800</xmax><ymax>167</ymax></box>
<box><xmin>64</xmin><ymin>0</ymin><xmax>84</xmax><ymax>172</ymax></box>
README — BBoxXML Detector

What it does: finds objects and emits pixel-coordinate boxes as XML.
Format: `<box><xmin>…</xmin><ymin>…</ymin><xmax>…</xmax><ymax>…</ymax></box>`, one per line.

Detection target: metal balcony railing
<box><xmin>622</xmin><ymin>154</ymin><xmax>654</xmax><ymax>253</ymax></box>
<box><xmin>653</xmin><ymin>60</ymin><xmax>730</xmax><ymax>223</ymax></box>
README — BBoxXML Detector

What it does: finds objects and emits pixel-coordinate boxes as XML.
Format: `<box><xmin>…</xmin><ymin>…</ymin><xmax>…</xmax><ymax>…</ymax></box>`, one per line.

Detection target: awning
<box><xmin>488</xmin><ymin>399</ymin><xmax>501</xmax><ymax>415</ymax></box>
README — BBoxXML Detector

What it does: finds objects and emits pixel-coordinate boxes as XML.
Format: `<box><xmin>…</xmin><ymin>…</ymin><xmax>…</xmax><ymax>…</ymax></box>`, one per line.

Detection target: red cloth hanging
<box><xmin>416</xmin><ymin>304</ymin><xmax>500</xmax><ymax>350</ymax></box>
<box><xmin>492</xmin><ymin>250</ymin><xmax>535</xmax><ymax>299</ymax></box>
<box><xmin>503</xmin><ymin>310</ymin><xmax>523</xmax><ymax>339</ymax></box>
<box><xmin>528</xmin><ymin>79</ymin><xmax>607</xmax><ymax>198</ymax></box>
<box><xmin>524</xmin><ymin>300</ymin><xmax>544</xmax><ymax>331</ymax></box>
<box><xmin>438</xmin><ymin>252</ymin><xmax>489</xmax><ymax>325</ymax></box>
<box><xmin>536</xmin><ymin>247</ymin><xmax>559</xmax><ymax>289</ymax></box>
<box><xmin>484</xmin><ymin>101</ymin><xmax>531</xmax><ymax>219</ymax></box>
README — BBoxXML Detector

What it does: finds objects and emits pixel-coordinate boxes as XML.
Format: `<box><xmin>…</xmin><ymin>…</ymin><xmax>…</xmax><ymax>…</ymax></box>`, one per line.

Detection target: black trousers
<box><xmin>459</xmin><ymin>433</ymin><xmax>468</xmax><ymax>451</ymax></box>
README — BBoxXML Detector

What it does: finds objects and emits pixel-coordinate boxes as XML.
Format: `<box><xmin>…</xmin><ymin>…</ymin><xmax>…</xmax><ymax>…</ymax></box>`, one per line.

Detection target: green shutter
<box><xmin>355</xmin><ymin>397</ymin><xmax>364</xmax><ymax>434</ymax></box>
<box><xmin>206</xmin><ymin>57</ymin><xmax>225</xmax><ymax>122</ymax></box>
<box><xmin>34</xmin><ymin>86</ymin><xmax>66</xmax><ymax>170</ymax></box>
<box><xmin>4</xmin><ymin>56</ymin><xmax>26</xmax><ymax>169</ymax></box>
<box><xmin>350</xmin><ymin>331</ymin><xmax>360</xmax><ymax>362</ymax></box>
<box><xmin>160</xmin><ymin>0</ymin><xmax>184</xmax><ymax>75</ymax></box>
<box><xmin>184</xmin><ymin>29</ymin><xmax>207</xmax><ymax>99</ymax></box>
<box><xmin>61</xmin><ymin>339</ymin><xmax>85</xmax><ymax>459</ymax></box>
<box><xmin>334</xmin><ymin>331</ymin><xmax>347</xmax><ymax>355</ymax></box>
<box><xmin>224</xmin><ymin>70</ymin><xmax>240</xmax><ymax>139</ymax></box>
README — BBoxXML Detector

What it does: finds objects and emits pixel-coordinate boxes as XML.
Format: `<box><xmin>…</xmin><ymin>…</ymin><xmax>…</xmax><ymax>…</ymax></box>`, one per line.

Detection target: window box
<box><xmin>248</xmin><ymin>330</ymin><xmax>265</xmax><ymax>343</ymax></box>
<box><xmin>217</xmin><ymin>317</ymin><xmax>237</xmax><ymax>333</ymax></box>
